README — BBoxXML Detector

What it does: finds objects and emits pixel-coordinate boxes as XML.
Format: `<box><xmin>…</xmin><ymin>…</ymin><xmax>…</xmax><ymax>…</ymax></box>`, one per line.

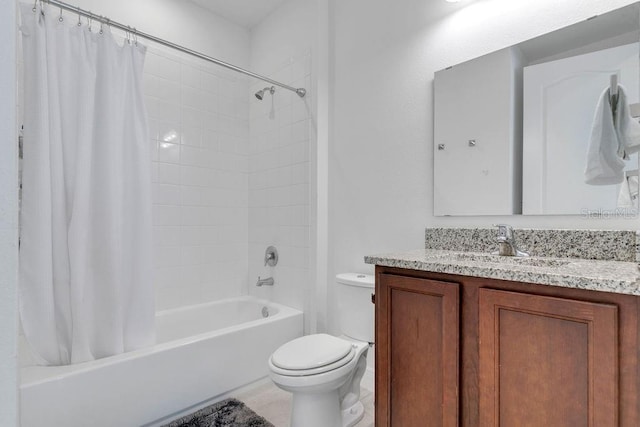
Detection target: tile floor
<box><xmin>235</xmin><ymin>380</ymin><xmax>375</xmax><ymax>427</ymax></box>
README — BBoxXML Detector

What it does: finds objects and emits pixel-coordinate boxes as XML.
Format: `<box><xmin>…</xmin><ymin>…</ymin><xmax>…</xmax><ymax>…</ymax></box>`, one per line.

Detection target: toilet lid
<box><xmin>271</xmin><ymin>334</ymin><xmax>353</xmax><ymax>371</ymax></box>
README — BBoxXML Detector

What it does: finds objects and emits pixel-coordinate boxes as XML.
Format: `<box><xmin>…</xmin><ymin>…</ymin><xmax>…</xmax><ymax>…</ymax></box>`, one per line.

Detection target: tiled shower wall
<box><xmin>144</xmin><ymin>46</ymin><xmax>250</xmax><ymax>310</ymax></box>
<box><xmin>248</xmin><ymin>50</ymin><xmax>312</xmax><ymax>311</ymax></box>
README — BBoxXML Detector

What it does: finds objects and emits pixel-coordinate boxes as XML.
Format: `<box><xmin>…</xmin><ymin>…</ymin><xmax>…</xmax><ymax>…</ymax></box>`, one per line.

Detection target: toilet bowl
<box><xmin>268</xmin><ymin>273</ymin><xmax>374</xmax><ymax>427</ymax></box>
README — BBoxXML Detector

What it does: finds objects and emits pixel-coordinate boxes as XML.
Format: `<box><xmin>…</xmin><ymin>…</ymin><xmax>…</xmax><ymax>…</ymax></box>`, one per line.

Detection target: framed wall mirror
<box><xmin>433</xmin><ymin>2</ymin><xmax>640</xmax><ymax>216</ymax></box>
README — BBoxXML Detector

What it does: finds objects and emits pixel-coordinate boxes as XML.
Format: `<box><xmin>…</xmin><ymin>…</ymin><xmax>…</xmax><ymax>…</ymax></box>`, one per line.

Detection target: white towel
<box><xmin>618</xmin><ymin>175</ymin><xmax>639</xmax><ymax>209</ymax></box>
<box><xmin>616</xmin><ymin>86</ymin><xmax>640</xmax><ymax>154</ymax></box>
<box><xmin>584</xmin><ymin>84</ymin><xmax>640</xmax><ymax>185</ymax></box>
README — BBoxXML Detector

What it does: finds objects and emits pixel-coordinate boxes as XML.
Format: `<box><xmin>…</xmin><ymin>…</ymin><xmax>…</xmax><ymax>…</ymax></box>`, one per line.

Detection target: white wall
<box><xmin>0</xmin><ymin>0</ymin><xmax>18</xmax><ymax>425</ymax></box>
<box><xmin>328</xmin><ymin>0</ymin><xmax>640</xmax><ymax>334</ymax></box>
<box><xmin>248</xmin><ymin>0</ymin><xmax>316</xmax><ymax>331</ymax></box>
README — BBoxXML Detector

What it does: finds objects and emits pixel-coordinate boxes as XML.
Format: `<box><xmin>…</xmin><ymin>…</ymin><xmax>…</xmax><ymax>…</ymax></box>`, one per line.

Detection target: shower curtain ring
<box><xmin>99</xmin><ymin>18</ymin><xmax>104</xmax><ymax>35</ymax></box>
<box><xmin>58</xmin><ymin>8</ymin><xmax>64</xmax><ymax>22</ymax></box>
<box><xmin>133</xmin><ymin>28</ymin><xmax>138</xmax><ymax>45</ymax></box>
<box><xmin>77</xmin><ymin>7</ymin><xmax>82</xmax><ymax>26</ymax></box>
<box><xmin>32</xmin><ymin>0</ymin><xmax>37</xmax><ymax>13</ymax></box>
<box><xmin>88</xmin><ymin>12</ymin><xmax>92</xmax><ymax>31</ymax></box>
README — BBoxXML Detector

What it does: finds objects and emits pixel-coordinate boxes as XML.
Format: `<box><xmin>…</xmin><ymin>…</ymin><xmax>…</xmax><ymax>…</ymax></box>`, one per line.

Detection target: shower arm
<box><xmin>40</xmin><ymin>0</ymin><xmax>307</xmax><ymax>98</ymax></box>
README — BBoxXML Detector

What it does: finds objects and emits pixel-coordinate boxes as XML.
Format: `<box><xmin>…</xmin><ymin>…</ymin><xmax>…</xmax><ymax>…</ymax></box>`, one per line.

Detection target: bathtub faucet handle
<box><xmin>264</xmin><ymin>246</ymin><xmax>278</xmax><ymax>267</ymax></box>
<box><xmin>256</xmin><ymin>276</ymin><xmax>274</xmax><ymax>287</ymax></box>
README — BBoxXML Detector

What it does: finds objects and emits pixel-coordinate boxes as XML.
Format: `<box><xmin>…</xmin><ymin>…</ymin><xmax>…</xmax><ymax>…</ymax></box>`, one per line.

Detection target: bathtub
<box><xmin>19</xmin><ymin>296</ymin><xmax>303</xmax><ymax>427</ymax></box>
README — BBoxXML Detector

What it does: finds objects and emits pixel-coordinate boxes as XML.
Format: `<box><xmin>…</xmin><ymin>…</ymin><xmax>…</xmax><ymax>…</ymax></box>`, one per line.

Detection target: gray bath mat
<box><xmin>162</xmin><ymin>398</ymin><xmax>275</xmax><ymax>427</ymax></box>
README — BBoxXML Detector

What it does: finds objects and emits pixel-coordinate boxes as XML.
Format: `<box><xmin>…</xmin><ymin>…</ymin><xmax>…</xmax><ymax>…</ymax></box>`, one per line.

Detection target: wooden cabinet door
<box><xmin>478</xmin><ymin>288</ymin><xmax>619</xmax><ymax>427</ymax></box>
<box><xmin>375</xmin><ymin>274</ymin><xmax>459</xmax><ymax>427</ymax></box>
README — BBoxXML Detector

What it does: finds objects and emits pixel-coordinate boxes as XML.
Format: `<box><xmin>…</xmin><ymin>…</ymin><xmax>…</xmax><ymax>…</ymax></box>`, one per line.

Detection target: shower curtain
<box><xmin>19</xmin><ymin>3</ymin><xmax>155</xmax><ymax>365</ymax></box>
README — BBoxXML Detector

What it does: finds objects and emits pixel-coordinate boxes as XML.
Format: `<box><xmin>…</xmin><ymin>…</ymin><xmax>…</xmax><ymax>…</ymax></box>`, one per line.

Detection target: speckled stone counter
<box><xmin>424</xmin><ymin>228</ymin><xmax>640</xmax><ymax>262</ymax></box>
<box><xmin>364</xmin><ymin>249</ymin><xmax>640</xmax><ymax>296</ymax></box>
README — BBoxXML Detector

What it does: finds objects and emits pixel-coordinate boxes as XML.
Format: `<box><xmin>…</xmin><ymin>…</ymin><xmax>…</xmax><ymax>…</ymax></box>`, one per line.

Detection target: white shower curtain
<box><xmin>19</xmin><ymin>3</ymin><xmax>155</xmax><ymax>366</ymax></box>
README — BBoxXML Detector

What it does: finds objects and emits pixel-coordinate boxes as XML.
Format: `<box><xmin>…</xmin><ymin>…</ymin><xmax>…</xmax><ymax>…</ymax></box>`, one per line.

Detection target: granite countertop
<box><xmin>365</xmin><ymin>249</ymin><xmax>640</xmax><ymax>296</ymax></box>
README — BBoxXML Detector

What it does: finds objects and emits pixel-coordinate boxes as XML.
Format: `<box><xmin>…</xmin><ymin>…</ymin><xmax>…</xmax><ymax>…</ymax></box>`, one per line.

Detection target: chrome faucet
<box><xmin>256</xmin><ymin>276</ymin><xmax>274</xmax><ymax>287</ymax></box>
<box><xmin>493</xmin><ymin>224</ymin><xmax>529</xmax><ymax>257</ymax></box>
<box><xmin>264</xmin><ymin>246</ymin><xmax>278</xmax><ymax>267</ymax></box>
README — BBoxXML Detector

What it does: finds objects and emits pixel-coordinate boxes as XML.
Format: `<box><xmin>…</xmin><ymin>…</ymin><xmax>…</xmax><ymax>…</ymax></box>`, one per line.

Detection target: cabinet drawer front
<box><xmin>478</xmin><ymin>288</ymin><xmax>618</xmax><ymax>427</ymax></box>
<box><xmin>376</xmin><ymin>274</ymin><xmax>459</xmax><ymax>427</ymax></box>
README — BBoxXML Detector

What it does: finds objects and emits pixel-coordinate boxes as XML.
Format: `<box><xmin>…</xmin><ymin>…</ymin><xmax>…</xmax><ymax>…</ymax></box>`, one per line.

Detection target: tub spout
<box><xmin>256</xmin><ymin>276</ymin><xmax>274</xmax><ymax>287</ymax></box>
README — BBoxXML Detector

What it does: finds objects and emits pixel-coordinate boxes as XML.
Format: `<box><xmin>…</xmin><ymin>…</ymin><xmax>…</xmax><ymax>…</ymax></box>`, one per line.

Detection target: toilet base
<box><xmin>291</xmin><ymin>391</ymin><xmax>341</xmax><ymax>427</ymax></box>
<box><xmin>289</xmin><ymin>392</ymin><xmax>364</xmax><ymax>427</ymax></box>
<box><xmin>342</xmin><ymin>400</ymin><xmax>364</xmax><ymax>427</ymax></box>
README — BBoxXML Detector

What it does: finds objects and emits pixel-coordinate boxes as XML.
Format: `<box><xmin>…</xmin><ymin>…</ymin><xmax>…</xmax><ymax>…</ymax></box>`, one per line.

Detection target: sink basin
<box><xmin>428</xmin><ymin>252</ymin><xmax>570</xmax><ymax>267</ymax></box>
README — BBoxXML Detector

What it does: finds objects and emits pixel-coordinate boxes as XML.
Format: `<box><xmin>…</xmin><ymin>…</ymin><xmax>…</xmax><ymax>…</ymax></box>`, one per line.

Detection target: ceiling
<box><xmin>190</xmin><ymin>0</ymin><xmax>289</xmax><ymax>28</ymax></box>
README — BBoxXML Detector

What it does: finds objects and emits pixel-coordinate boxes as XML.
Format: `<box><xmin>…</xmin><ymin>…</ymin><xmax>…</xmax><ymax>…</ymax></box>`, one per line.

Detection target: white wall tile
<box><xmin>157</xmin><ymin>123</ymin><xmax>181</xmax><ymax>143</ymax></box>
<box><xmin>179</xmin><ymin>165</ymin><xmax>205</xmax><ymax>187</ymax></box>
<box><xmin>153</xmin><ymin>226</ymin><xmax>182</xmax><ymax>247</ymax></box>
<box><xmin>155</xmin><ymin>184</ymin><xmax>181</xmax><ymax>206</ymax></box>
<box><xmin>180</xmin><ymin>145</ymin><xmax>203</xmax><ymax>167</ymax></box>
<box><xmin>181</xmin><ymin>85</ymin><xmax>203</xmax><ymax>111</ymax></box>
<box><xmin>149</xmin><ymin>50</ymin><xmax>250</xmax><ymax>310</ymax></box>
<box><xmin>158</xmin><ymin>163</ymin><xmax>181</xmax><ymax>185</ymax></box>
<box><xmin>181</xmin><ymin>245</ymin><xmax>204</xmax><ymax>266</ymax></box>
<box><xmin>154</xmin><ymin>266</ymin><xmax>182</xmax><ymax>290</ymax></box>
<box><xmin>202</xmin><ymin>94</ymin><xmax>220</xmax><ymax>115</ymax></box>
<box><xmin>153</xmin><ymin>205</ymin><xmax>182</xmax><ymax>226</ymax></box>
<box><xmin>151</xmin><ymin>163</ymin><xmax>159</xmax><ymax>183</ymax></box>
<box><xmin>154</xmin><ymin>246</ymin><xmax>181</xmax><ymax>268</ymax></box>
<box><xmin>201</xmin><ymin>71</ymin><xmax>219</xmax><ymax>94</ymax></box>
<box><xmin>158</xmin><ymin>142</ymin><xmax>180</xmax><ymax>164</ymax></box>
<box><xmin>145</xmin><ymin>52</ymin><xmax>181</xmax><ymax>82</ymax></box>
<box><xmin>180</xmin><ymin>226</ymin><xmax>204</xmax><ymax>246</ymax></box>
<box><xmin>181</xmin><ymin>107</ymin><xmax>203</xmax><ymax>130</ymax></box>
<box><xmin>149</xmin><ymin>98</ymin><xmax>182</xmax><ymax>124</ymax></box>
<box><xmin>144</xmin><ymin>74</ymin><xmax>181</xmax><ymax>104</ymax></box>
<box><xmin>247</xmin><ymin>48</ymin><xmax>313</xmax><ymax>315</ymax></box>
<box><xmin>180</xmin><ymin>185</ymin><xmax>202</xmax><ymax>206</ymax></box>
<box><xmin>201</xmin><ymin>129</ymin><xmax>219</xmax><ymax>150</ymax></box>
<box><xmin>291</xmin><ymin>120</ymin><xmax>309</xmax><ymax>143</ymax></box>
<box><xmin>180</xmin><ymin>127</ymin><xmax>202</xmax><ymax>147</ymax></box>
<box><xmin>180</xmin><ymin>64</ymin><xmax>200</xmax><ymax>89</ymax></box>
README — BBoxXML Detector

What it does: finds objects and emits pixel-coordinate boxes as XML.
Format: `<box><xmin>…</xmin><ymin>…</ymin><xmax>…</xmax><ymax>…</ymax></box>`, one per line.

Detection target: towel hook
<box><xmin>610</xmin><ymin>74</ymin><xmax>620</xmax><ymax>115</ymax></box>
<box><xmin>610</xmin><ymin>74</ymin><xmax>619</xmax><ymax>97</ymax></box>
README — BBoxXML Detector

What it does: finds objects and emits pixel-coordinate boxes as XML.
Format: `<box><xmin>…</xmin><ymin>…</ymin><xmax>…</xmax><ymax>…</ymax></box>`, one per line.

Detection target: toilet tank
<box><xmin>336</xmin><ymin>273</ymin><xmax>375</xmax><ymax>343</ymax></box>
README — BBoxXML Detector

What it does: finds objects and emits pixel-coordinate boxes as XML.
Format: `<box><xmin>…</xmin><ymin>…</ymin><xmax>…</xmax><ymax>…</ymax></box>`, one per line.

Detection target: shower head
<box><xmin>255</xmin><ymin>86</ymin><xmax>275</xmax><ymax>100</ymax></box>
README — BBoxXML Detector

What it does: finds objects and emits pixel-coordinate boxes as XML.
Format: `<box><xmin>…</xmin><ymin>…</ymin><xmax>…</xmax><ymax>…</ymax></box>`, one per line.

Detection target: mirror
<box><xmin>433</xmin><ymin>3</ymin><xmax>640</xmax><ymax>216</ymax></box>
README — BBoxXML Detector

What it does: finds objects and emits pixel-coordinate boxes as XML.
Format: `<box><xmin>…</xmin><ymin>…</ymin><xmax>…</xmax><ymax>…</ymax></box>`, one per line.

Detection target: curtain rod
<box><xmin>40</xmin><ymin>0</ymin><xmax>307</xmax><ymax>98</ymax></box>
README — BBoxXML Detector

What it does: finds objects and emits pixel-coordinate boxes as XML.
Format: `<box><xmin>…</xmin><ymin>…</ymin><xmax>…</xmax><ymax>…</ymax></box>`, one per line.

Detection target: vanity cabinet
<box><xmin>375</xmin><ymin>274</ymin><xmax>459</xmax><ymax>426</ymax></box>
<box><xmin>375</xmin><ymin>267</ymin><xmax>640</xmax><ymax>427</ymax></box>
<box><xmin>478</xmin><ymin>288</ymin><xmax>618</xmax><ymax>426</ymax></box>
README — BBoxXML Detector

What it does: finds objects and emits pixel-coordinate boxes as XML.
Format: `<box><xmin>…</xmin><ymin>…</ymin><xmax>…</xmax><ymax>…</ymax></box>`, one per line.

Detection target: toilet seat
<box><xmin>270</xmin><ymin>334</ymin><xmax>356</xmax><ymax>377</ymax></box>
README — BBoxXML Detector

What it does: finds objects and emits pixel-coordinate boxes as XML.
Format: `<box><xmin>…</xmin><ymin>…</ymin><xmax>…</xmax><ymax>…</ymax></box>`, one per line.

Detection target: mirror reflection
<box><xmin>433</xmin><ymin>2</ymin><xmax>640</xmax><ymax>216</ymax></box>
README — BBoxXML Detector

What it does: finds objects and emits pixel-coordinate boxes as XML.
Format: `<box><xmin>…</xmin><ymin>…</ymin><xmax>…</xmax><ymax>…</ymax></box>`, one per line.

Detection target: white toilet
<box><xmin>268</xmin><ymin>273</ymin><xmax>374</xmax><ymax>427</ymax></box>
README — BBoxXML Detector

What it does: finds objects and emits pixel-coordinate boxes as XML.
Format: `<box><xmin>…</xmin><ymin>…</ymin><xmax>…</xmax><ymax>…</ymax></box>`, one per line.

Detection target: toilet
<box><xmin>268</xmin><ymin>273</ymin><xmax>374</xmax><ymax>427</ymax></box>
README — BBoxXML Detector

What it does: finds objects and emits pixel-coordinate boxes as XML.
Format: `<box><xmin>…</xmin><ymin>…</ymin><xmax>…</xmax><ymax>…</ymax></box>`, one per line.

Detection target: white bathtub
<box><xmin>19</xmin><ymin>296</ymin><xmax>303</xmax><ymax>427</ymax></box>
